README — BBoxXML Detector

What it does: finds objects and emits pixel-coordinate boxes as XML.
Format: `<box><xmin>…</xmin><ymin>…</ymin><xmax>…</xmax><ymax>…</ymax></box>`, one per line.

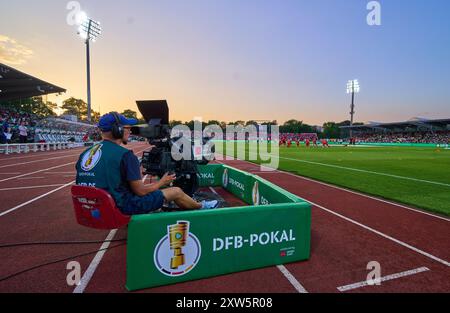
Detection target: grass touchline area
<box><xmin>215</xmin><ymin>143</ymin><xmax>450</xmax><ymax>216</ymax></box>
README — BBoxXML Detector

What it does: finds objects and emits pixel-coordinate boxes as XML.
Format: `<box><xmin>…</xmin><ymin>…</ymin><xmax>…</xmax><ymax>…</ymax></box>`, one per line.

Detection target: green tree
<box><xmin>1</xmin><ymin>97</ymin><xmax>57</xmax><ymax>117</ymax></box>
<box><xmin>121</xmin><ymin>109</ymin><xmax>138</xmax><ymax>120</ymax></box>
<box><xmin>91</xmin><ymin>111</ymin><xmax>101</xmax><ymax>124</ymax></box>
<box><xmin>30</xmin><ymin>97</ymin><xmax>57</xmax><ymax>117</ymax></box>
<box><xmin>206</xmin><ymin>120</ymin><xmax>222</xmax><ymax>126</ymax></box>
<box><xmin>322</xmin><ymin>122</ymin><xmax>340</xmax><ymax>139</ymax></box>
<box><xmin>169</xmin><ymin>120</ymin><xmax>184</xmax><ymax>128</ymax></box>
<box><xmin>230</xmin><ymin>120</ymin><xmax>245</xmax><ymax>126</ymax></box>
<box><xmin>280</xmin><ymin>119</ymin><xmax>313</xmax><ymax>133</ymax></box>
<box><xmin>184</xmin><ymin>120</ymin><xmax>205</xmax><ymax>130</ymax></box>
<box><xmin>245</xmin><ymin>120</ymin><xmax>258</xmax><ymax>127</ymax></box>
<box><xmin>62</xmin><ymin>97</ymin><xmax>87</xmax><ymax>120</ymax></box>
<box><xmin>220</xmin><ymin>121</ymin><xmax>227</xmax><ymax>130</ymax></box>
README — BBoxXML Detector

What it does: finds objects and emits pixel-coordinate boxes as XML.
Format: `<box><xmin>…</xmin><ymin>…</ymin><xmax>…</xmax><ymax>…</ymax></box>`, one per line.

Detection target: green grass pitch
<box><xmin>216</xmin><ymin>143</ymin><xmax>450</xmax><ymax>216</ymax></box>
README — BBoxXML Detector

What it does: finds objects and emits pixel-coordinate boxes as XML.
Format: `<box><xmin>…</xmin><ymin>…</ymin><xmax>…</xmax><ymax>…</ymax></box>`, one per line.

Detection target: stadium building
<box><xmin>340</xmin><ymin>117</ymin><xmax>450</xmax><ymax>144</ymax></box>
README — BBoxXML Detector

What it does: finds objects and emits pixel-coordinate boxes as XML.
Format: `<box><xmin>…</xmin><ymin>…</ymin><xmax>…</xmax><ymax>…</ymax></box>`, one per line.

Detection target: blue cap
<box><xmin>97</xmin><ymin>113</ymin><xmax>138</xmax><ymax>131</ymax></box>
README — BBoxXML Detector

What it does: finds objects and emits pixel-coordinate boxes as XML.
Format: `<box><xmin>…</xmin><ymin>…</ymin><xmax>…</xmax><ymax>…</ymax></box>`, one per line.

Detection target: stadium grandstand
<box><xmin>0</xmin><ymin>63</ymin><xmax>99</xmax><ymax>152</ymax></box>
<box><xmin>0</xmin><ymin>63</ymin><xmax>65</xmax><ymax>101</ymax></box>
<box><xmin>340</xmin><ymin>117</ymin><xmax>450</xmax><ymax>144</ymax></box>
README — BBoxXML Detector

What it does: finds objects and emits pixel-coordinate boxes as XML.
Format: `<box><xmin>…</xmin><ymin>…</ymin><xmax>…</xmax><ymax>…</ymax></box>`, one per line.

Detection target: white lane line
<box><xmin>309</xmin><ymin>199</ymin><xmax>450</xmax><ymax>267</ymax></box>
<box><xmin>279</xmin><ymin>171</ymin><xmax>450</xmax><ymax>222</ymax></box>
<box><xmin>17</xmin><ymin>177</ymin><xmax>45</xmax><ymax>180</ymax></box>
<box><xmin>208</xmin><ymin>187</ymin><xmax>219</xmax><ymax>195</ymax></box>
<box><xmin>0</xmin><ymin>181</ymin><xmax>75</xmax><ymax>217</ymax></box>
<box><xmin>337</xmin><ymin>267</ymin><xmax>430</xmax><ymax>292</ymax></box>
<box><xmin>0</xmin><ymin>184</ymin><xmax>65</xmax><ymax>191</ymax></box>
<box><xmin>0</xmin><ymin>173</ymin><xmax>21</xmax><ymax>175</ymax></box>
<box><xmin>73</xmin><ymin>155</ymin><xmax>147</xmax><ymax>293</ymax></box>
<box><xmin>277</xmin><ymin>265</ymin><xmax>308</xmax><ymax>293</ymax></box>
<box><xmin>0</xmin><ymin>162</ymin><xmax>75</xmax><ymax>183</ymax></box>
<box><xmin>0</xmin><ymin>149</ymin><xmax>84</xmax><ymax>161</ymax></box>
<box><xmin>73</xmin><ymin>229</ymin><xmax>118</xmax><ymax>294</ymax></box>
<box><xmin>218</xmin><ymin>157</ymin><xmax>450</xmax><ymax>222</ymax></box>
<box><xmin>217</xmin><ymin>158</ymin><xmax>450</xmax><ymax>266</ymax></box>
<box><xmin>0</xmin><ymin>154</ymin><xmax>78</xmax><ymax>169</ymax></box>
<box><xmin>209</xmin><ymin>186</ymin><xmax>309</xmax><ymax>293</ymax></box>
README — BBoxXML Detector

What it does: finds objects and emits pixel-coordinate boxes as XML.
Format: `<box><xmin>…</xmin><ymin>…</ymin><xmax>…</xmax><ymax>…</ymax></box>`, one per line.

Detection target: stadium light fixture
<box><xmin>74</xmin><ymin>11</ymin><xmax>102</xmax><ymax>123</ymax></box>
<box><xmin>347</xmin><ymin>79</ymin><xmax>360</xmax><ymax>94</ymax></box>
<box><xmin>346</xmin><ymin>79</ymin><xmax>360</xmax><ymax>141</ymax></box>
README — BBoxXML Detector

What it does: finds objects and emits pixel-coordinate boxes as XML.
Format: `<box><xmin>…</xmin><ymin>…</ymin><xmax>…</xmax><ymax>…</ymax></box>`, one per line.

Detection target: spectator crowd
<box><xmin>355</xmin><ymin>131</ymin><xmax>450</xmax><ymax>144</ymax></box>
<box><xmin>0</xmin><ymin>107</ymin><xmax>37</xmax><ymax>144</ymax></box>
<box><xmin>0</xmin><ymin>107</ymin><xmax>99</xmax><ymax>144</ymax></box>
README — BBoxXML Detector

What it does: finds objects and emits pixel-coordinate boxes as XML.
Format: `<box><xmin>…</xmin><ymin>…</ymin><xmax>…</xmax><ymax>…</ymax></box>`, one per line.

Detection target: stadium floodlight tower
<box><xmin>76</xmin><ymin>12</ymin><xmax>102</xmax><ymax>123</ymax></box>
<box><xmin>346</xmin><ymin>79</ymin><xmax>360</xmax><ymax>139</ymax></box>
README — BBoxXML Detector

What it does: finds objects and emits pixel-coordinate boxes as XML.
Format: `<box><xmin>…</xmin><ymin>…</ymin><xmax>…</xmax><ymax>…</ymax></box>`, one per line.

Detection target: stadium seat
<box><xmin>71</xmin><ymin>185</ymin><xmax>130</xmax><ymax>230</ymax></box>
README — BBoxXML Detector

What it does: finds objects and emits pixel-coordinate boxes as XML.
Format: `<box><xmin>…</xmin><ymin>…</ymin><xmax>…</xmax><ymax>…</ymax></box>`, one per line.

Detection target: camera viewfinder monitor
<box><xmin>136</xmin><ymin>100</ymin><xmax>169</xmax><ymax>125</ymax></box>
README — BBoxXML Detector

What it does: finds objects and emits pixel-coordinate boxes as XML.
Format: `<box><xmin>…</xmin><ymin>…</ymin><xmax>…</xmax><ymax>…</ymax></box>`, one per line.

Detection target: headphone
<box><xmin>110</xmin><ymin>112</ymin><xmax>124</xmax><ymax>139</ymax></box>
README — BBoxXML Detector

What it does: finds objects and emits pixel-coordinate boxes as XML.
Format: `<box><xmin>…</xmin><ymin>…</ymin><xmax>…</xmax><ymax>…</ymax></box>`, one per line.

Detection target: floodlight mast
<box><xmin>77</xmin><ymin>13</ymin><xmax>101</xmax><ymax>123</ymax></box>
<box><xmin>346</xmin><ymin>79</ymin><xmax>360</xmax><ymax>140</ymax></box>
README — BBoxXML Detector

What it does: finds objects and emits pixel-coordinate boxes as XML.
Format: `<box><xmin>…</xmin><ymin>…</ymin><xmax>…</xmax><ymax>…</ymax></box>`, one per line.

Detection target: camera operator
<box><xmin>75</xmin><ymin>112</ymin><xmax>218</xmax><ymax>215</ymax></box>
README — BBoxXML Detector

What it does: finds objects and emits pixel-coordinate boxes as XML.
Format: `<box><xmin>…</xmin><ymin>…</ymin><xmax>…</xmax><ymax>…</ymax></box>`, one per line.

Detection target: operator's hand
<box><xmin>160</xmin><ymin>172</ymin><xmax>176</xmax><ymax>186</ymax></box>
<box><xmin>148</xmin><ymin>144</ymin><xmax>156</xmax><ymax>151</ymax></box>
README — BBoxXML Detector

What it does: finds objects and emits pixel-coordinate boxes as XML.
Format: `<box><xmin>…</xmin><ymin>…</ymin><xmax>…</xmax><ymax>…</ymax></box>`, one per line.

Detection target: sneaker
<box><xmin>200</xmin><ymin>200</ymin><xmax>219</xmax><ymax>210</ymax></box>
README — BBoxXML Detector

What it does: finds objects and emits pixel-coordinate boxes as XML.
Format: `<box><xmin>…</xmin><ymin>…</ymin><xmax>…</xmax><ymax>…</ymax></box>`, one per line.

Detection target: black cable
<box><xmin>0</xmin><ymin>242</ymin><xmax>126</xmax><ymax>283</ymax></box>
<box><xmin>0</xmin><ymin>238</ymin><xmax>127</xmax><ymax>249</ymax></box>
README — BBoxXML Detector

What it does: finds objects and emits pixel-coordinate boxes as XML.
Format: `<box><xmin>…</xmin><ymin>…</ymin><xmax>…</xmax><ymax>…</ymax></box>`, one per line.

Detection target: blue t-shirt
<box><xmin>120</xmin><ymin>150</ymin><xmax>142</xmax><ymax>183</ymax></box>
<box><xmin>117</xmin><ymin>150</ymin><xmax>143</xmax><ymax>199</ymax></box>
<box><xmin>118</xmin><ymin>150</ymin><xmax>165</xmax><ymax>214</ymax></box>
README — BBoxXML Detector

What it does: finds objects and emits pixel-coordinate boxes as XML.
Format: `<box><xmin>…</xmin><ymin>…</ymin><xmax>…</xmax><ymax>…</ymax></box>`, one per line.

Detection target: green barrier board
<box><xmin>126</xmin><ymin>164</ymin><xmax>311</xmax><ymax>291</ymax></box>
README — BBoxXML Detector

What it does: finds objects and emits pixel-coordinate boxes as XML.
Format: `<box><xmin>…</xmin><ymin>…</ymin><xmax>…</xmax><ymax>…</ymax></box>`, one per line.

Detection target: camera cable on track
<box><xmin>0</xmin><ymin>239</ymin><xmax>127</xmax><ymax>283</ymax></box>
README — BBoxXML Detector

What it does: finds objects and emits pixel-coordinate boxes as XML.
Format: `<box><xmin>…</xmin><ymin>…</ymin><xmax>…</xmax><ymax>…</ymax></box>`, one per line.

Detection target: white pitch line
<box><xmin>267</xmin><ymin>154</ymin><xmax>450</xmax><ymax>188</ymax></box>
<box><xmin>17</xmin><ymin>177</ymin><xmax>46</xmax><ymax>180</ymax></box>
<box><xmin>0</xmin><ymin>181</ymin><xmax>75</xmax><ymax>217</ymax></box>
<box><xmin>0</xmin><ymin>184</ymin><xmax>65</xmax><ymax>191</ymax></box>
<box><xmin>218</xmin><ymin>157</ymin><xmax>450</xmax><ymax>222</ymax></box>
<box><xmin>277</xmin><ymin>265</ymin><xmax>308</xmax><ymax>293</ymax></box>
<box><xmin>73</xmin><ymin>229</ymin><xmax>118</xmax><ymax>294</ymax></box>
<box><xmin>0</xmin><ymin>162</ymin><xmax>75</xmax><ymax>183</ymax></box>
<box><xmin>226</xmin><ymin>148</ymin><xmax>450</xmax><ymax>187</ymax></box>
<box><xmin>337</xmin><ymin>267</ymin><xmax>430</xmax><ymax>292</ymax></box>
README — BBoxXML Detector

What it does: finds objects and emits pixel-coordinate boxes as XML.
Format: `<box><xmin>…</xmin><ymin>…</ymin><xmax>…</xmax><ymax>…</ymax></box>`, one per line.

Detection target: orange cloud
<box><xmin>0</xmin><ymin>34</ymin><xmax>33</xmax><ymax>65</ymax></box>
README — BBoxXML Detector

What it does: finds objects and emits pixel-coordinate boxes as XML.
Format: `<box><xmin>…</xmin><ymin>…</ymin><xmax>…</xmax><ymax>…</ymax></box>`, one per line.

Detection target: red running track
<box><xmin>0</xmin><ymin>146</ymin><xmax>449</xmax><ymax>293</ymax></box>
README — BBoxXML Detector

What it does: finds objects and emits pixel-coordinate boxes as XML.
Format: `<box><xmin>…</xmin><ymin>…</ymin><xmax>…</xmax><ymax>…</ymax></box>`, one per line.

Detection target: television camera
<box><xmin>131</xmin><ymin>100</ymin><xmax>215</xmax><ymax>196</ymax></box>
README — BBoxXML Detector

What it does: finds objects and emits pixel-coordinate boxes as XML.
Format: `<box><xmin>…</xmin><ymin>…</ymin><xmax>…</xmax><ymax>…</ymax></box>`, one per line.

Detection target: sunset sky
<box><xmin>1</xmin><ymin>0</ymin><xmax>450</xmax><ymax>124</ymax></box>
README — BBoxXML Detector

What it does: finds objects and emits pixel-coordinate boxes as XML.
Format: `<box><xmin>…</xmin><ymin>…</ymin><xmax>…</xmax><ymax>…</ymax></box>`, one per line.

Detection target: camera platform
<box><xmin>125</xmin><ymin>164</ymin><xmax>311</xmax><ymax>291</ymax></box>
<box><xmin>161</xmin><ymin>188</ymin><xmax>247</xmax><ymax>212</ymax></box>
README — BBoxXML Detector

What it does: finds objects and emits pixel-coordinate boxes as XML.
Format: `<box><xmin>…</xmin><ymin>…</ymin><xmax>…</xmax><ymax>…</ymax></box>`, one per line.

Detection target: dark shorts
<box><xmin>121</xmin><ymin>190</ymin><xmax>165</xmax><ymax>215</ymax></box>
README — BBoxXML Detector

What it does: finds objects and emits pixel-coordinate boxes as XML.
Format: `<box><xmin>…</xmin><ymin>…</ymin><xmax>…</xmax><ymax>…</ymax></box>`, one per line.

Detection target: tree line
<box><xmin>0</xmin><ymin>96</ymin><xmax>362</xmax><ymax>138</ymax></box>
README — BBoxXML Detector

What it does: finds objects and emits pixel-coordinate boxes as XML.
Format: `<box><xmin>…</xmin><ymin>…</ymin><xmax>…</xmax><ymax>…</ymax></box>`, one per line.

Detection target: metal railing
<box><xmin>0</xmin><ymin>142</ymin><xmax>85</xmax><ymax>155</ymax></box>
